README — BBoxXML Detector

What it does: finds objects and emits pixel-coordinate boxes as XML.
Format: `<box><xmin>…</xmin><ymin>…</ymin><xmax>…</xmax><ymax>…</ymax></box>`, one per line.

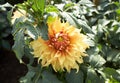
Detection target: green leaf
<box><xmin>86</xmin><ymin>46</ymin><xmax>106</xmax><ymax>68</ymax></box>
<box><xmin>24</xmin><ymin>65</ymin><xmax>62</xmax><ymax>83</ymax></box>
<box><xmin>32</xmin><ymin>65</ymin><xmax>42</xmax><ymax>83</ymax></box>
<box><xmin>103</xmin><ymin>67</ymin><xmax>120</xmax><ymax>81</ymax></box>
<box><xmin>12</xmin><ymin>27</ymin><xmax>25</xmax><ymax>63</ymax></box>
<box><xmin>41</xmin><ymin>70</ymin><xmax>62</xmax><ymax>83</ymax></box>
<box><xmin>24</xmin><ymin>22</ymin><xmax>39</xmax><ymax>39</ymax></box>
<box><xmin>0</xmin><ymin>2</ymin><xmax>13</xmax><ymax>9</ymax></box>
<box><xmin>105</xmin><ymin>77</ymin><xmax>120</xmax><ymax>83</ymax></box>
<box><xmin>63</xmin><ymin>3</ymin><xmax>74</xmax><ymax>11</ymax></box>
<box><xmin>61</xmin><ymin>12</ymin><xmax>93</xmax><ymax>33</ymax></box>
<box><xmin>20</xmin><ymin>65</ymin><xmax>36</xmax><ymax>83</ymax></box>
<box><xmin>116</xmin><ymin>9</ymin><xmax>120</xmax><ymax>15</ymax></box>
<box><xmin>12</xmin><ymin>17</ymin><xmax>26</xmax><ymax>35</ymax></box>
<box><xmin>79</xmin><ymin>0</ymin><xmax>94</xmax><ymax>7</ymax></box>
<box><xmin>106</xmin><ymin>24</ymin><xmax>120</xmax><ymax>48</ymax></box>
<box><xmin>34</xmin><ymin>0</ymin><xmax>45</xmax><ymax>15</ymax></box>
<box><xmin>12</xmin><ymin>21</ymin><xmax>38</xmax><ymax>63</ymax></box>
<box><xmin>117</xmin><ymin>69</ymin><xmax>120</xmax><ymax>75</ymax></box>
<box><xmin>45</xmin><ymin>5</ymin><xmax>59</xmax><ymax>13</ymax></box>
<box><xmin>107</xmin><ymin>49</ymin><xmax>120</xmax><ymax>62</ymax></box>
<box><xmin>109</xmin><ymin>33</ymin><xmax>120</xmax><ymax>48</ymax></box>
<box><xmin>36</xmin><ymin>23</ymin><xmax>48</xmax><ymax>40</ymax></box>
<box><xmin>85</xmin><ymin>35</ymin><xmax>95</xmax><ymax>46</ymax></box>
<box><xmin>24</xmin><ymin>44</ymin><xmax>34</xmax><ymax>65</ymax></box>
<box><xmin>61</xmin><ymin>12</ymin><xmax>77</xmax><ymax>28</ymax></box>
<box><xmin>85</xmin><ymin>68</ymin><xmax>105</xmax><ymax>83</ymax></box>
<box><xmin>65</xmin><ymin>70</ymin><xmax>84</xmax><ymax>83</ymax></box>
<box><xmin>98</xmin><ymin>19</ymin><xmax>110</xmax><ymax>27</ymax></box>
<box><xmin>89</xmin><ymin>54</ymin><xmax>106</xmax><ymax>68</ymax></box>
<box><xmin>12</xmin><ymin>21</ymin><xmax>41</xmax><ymax>63</ymax></box>
<box><xmin>7</xmin><ymin>7</ymin><xmax>13</xmax><ymax>23</ymax></box>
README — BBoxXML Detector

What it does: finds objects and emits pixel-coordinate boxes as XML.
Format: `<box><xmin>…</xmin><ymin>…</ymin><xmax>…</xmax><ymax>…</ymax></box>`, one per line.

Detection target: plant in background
<box><xmin>0</xmin><ymin>3</ymin><xmax>13</xmax><ymax>50</ymax></box>
<box><xmin>10</xmin><ymin>0</ymin><xmax>120</xmax><ymax>83</ymax></box>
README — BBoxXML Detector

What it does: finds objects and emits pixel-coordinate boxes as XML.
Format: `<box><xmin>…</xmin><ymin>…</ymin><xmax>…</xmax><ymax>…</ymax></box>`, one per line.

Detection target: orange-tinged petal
<box><xmin>30</xmin><ymin>17</ymin><xmax>89</xmax><ymax>72</ymax></box>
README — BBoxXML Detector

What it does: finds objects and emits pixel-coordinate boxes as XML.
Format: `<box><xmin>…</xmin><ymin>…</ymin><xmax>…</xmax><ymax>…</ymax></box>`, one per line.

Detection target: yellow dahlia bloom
<box><xmin>11</xmin><ymin>9</ymin><xmax>26</xmax><ymax>24</ymax></box>
<box><xmin>30</xmin><ymin>18</ymin><xmax>89</xmax><ymax>72</ymax></box>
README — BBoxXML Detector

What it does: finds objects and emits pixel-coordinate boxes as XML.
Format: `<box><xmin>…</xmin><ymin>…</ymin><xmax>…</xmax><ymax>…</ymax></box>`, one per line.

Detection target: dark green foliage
<box><xmin>10</xmin><ymin>0</ymin><xmax>120</xmax><ymax>83</ymax></box>
<box><xmin>0</xmin><ymin>3</ymin><xmax>12</xmax><ymax>50</ymax></box>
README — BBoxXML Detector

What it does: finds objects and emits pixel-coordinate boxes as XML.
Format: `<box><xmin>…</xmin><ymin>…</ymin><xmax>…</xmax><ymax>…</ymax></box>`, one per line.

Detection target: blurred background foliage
<box><xmin>0</xmin><ymin>1</ymin><xmax>28</xmax><ymax>83</ymax></box>
<box><xmin>0</xmin><ymin>0</ymin><xmax>120</xmax><ymax>83</ymax></box>
<box><xmin>0</xmin><ymin>1</ymin><xmax>12</xmax><ymax>50</ymax></box>
<box><xmin>10</xmin><ymin>0</ymin><xmax>120</xmax><ymax>83</ymax></box>
<box><xmin>0</xmin><ymin>0</ymin><xmax>25</xmax><ymax>50</ymax></box>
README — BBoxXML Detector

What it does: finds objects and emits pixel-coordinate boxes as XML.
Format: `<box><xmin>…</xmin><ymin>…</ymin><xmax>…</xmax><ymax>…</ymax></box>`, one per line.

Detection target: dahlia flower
<box><xmin>30</xmin><ymin>18</ymin><xmax>89</xmax><ymax>72</ymax></box>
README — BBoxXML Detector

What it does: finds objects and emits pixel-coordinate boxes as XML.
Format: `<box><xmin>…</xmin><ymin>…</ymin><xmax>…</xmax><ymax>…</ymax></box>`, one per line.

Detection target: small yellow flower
<box><xmin>11</xmin><ymin>9</ymin><xmax>26</xmax><ymax>24</ymax></box>
<box><xmin>30</xmin><ymin>18</ymin><xmax>89</xmax><ymax>72</ymax></box>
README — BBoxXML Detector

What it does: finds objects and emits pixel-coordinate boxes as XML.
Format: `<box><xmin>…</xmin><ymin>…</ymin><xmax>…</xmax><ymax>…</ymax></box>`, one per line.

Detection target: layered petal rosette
<box><xmin>31</xmin><ymin>18</ymin><xmax>89</xmax><ymax>72</ymax></box>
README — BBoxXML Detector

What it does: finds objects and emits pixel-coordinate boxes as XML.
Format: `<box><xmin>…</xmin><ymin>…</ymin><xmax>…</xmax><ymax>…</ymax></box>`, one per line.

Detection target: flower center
<box><xmin>50</xmin><ymin>31</ymin><xmax>70</xmax><ymax>51</ymax></box>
